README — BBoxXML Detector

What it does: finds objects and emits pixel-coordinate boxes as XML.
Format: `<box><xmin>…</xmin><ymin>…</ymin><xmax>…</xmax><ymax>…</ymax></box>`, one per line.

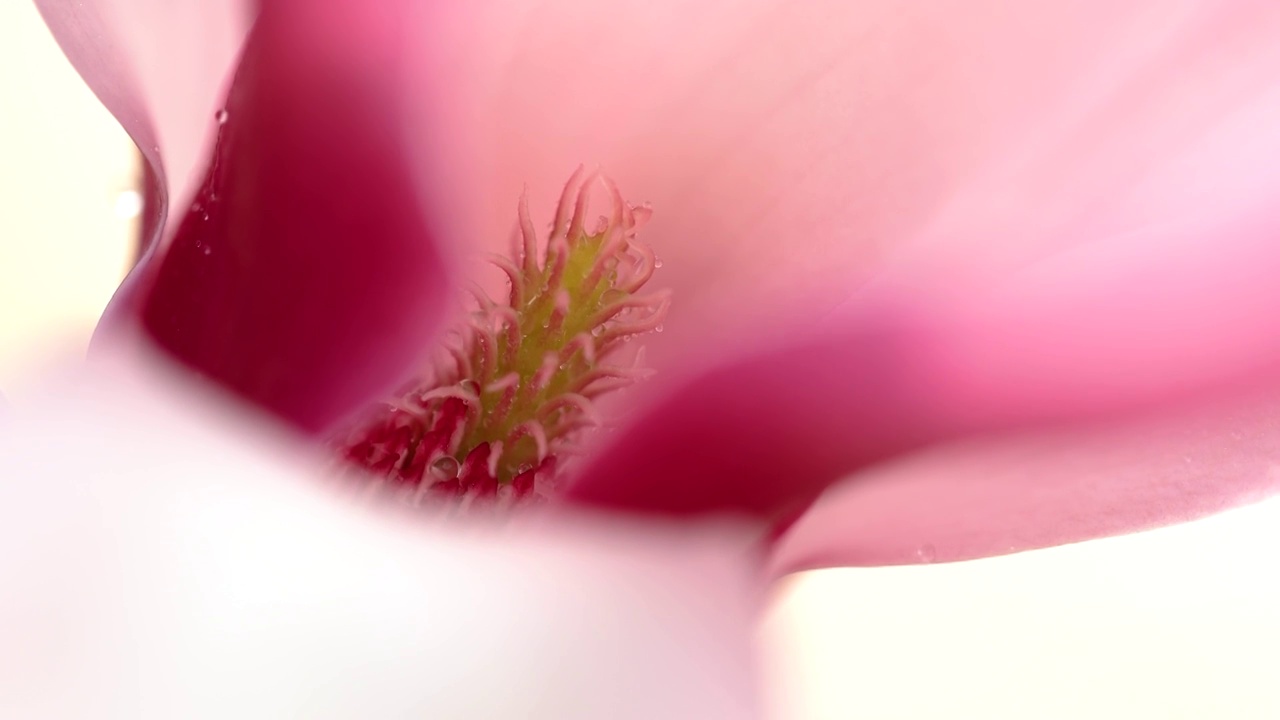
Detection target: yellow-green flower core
<box><xmin>335</xmin><ymin>168</ymin><xmax>667</xmax><ymax>507</ymax></box>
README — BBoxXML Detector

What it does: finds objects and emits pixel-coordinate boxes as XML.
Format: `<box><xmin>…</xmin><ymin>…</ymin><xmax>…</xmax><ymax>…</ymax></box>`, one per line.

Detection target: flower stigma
<box><xmin>333</xmin><ymin>168</ymin><xmax>668</xmax><ymax>511</ymax></box>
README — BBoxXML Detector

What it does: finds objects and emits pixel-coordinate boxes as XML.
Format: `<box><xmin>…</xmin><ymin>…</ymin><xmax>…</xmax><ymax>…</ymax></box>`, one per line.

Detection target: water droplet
<box><xmin>191</xmin><ymin>202</ymin><xmax>203</xmax><ymax>213</ymax></box>
<box><xmin>202</xmin><ymin>246</ymin><xmax>212</xmax><ymax>256</ymax></box>
<box><xmin>915</xmin><ymin>544</ymin><xmax>937</xmax><ymax>564</ymax></box>
<box><xmin>215</xmin><ymin>109</ymin><xmax>229</xmax><ymax>124</ymax></box>
<box><xmin>654</xmin><ymin>258</ymin><xmax>664</xmax><ymax>269</ymax></box>
<box><xmin>430</xmin><ymin>456</ymin><xmax>460</xmax><ymax>481</ymax></box>
<box><xmin>654</xmin><ymin>324</ymin><xmax>664</xmax><ymax>333</ymax></box>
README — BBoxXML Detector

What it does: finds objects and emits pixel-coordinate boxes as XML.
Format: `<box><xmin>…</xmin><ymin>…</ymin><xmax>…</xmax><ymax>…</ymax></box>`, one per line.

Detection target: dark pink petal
<box><xmin>137</xmin><ymin>0</ymin><xmax>457</xmax><ymax>433</ymax></box>
<box><xmin>563</xmin><ymin>305</ymin><xmax>953</xmax><ymax>519</ymax></box>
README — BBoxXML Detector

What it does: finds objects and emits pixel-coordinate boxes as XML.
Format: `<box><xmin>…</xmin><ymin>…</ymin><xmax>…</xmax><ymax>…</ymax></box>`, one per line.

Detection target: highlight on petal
<box><xmin>406</xmin><ymin>1</ymin><xmax>1280</xmax><ymax>374</ymax></box>
<box><xmin>136</xmin><ymin>0</ymin><xmax>458</xmax><ymax>433</ymax></box>
<box><xmin>0</xmin><ymin>353</ymin><xmax>762</xmax><ymax>718</ymax></box>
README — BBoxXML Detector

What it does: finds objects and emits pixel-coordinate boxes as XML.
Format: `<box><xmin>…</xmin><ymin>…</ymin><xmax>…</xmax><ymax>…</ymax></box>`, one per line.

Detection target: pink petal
<box><xmin>415</xmin><ymin>2</ymin><xmax>1280</xmax><ymax>557</ymax></box>
<box><xmin>562</xmin><ymin>210</ymin><xmax>1280</xmax><ymax>560</ymax></box>
<box><xmin>135</xmin><ymin>0</ymin><xmax>458</xmax><ymax>432</ymax></box>
<box><xmin>405</xmin><ymin>1</ymin><xmax>1280</xmax><ymax>371</ymax></box>
<box><xmin>565</xmin><ymin>212</ymin><xmax>1280</xmax><ymax>530</ymax></box>
<box><xmin>762</xmin><ymin>203</ymin><xmax>1280</xmax><ymax>570</ymax></box>
<box><xmin>562</xmin><ymin>305</ymin><xmax>951</xmax><ymax>518</ymax></box>
<box><xmin>34</xmin><ymin>0</ymin><xmax>249</xmax><ymax>272</ymax></box>
<box><xmin>767</xmin><ymin>385</ymin><xmax>1280</xmax><ymax>572</ymax></box>
<box><xmin>0</xmin><ymin>353</ymin><xmax>763</xmax><ymax>718</ymax></box>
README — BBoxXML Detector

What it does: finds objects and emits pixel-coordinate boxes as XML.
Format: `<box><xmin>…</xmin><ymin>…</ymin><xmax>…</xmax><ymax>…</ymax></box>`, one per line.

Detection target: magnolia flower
<box><xmin>21</xmin><ymin>0</ymin><xmax>1280</xmax><ymax>706</ymax></box>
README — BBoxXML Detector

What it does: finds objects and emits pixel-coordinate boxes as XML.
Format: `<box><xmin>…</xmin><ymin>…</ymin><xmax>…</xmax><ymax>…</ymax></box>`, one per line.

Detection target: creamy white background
<box><xmin>3</xmin><ymin>3</ymin><xmax>1278</xmax><ymax>717</ymax></box>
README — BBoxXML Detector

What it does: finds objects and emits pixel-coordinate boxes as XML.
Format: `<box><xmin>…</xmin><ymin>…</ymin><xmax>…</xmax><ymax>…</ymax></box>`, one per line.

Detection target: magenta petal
<box><xmin>563</xmin><ymin>305</ymin><xmax>949</xmax><ymax>519</ymax></box>
<box><xmin>138</xmin><ymin>0</ymin><xmax>456</xmax><ymax>433</ymax></box>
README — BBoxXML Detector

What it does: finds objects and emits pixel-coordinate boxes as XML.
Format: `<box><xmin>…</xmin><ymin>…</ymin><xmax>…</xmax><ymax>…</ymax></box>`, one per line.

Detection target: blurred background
<box><xmin>3</xmin><ymin>2</ymin><xmax>1278</xmax><ymax>718</ymax></box>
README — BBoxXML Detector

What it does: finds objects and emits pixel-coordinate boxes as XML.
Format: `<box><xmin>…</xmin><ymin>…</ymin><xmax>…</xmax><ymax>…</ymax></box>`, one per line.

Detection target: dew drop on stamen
<box><xmin>429</xmin><ymin>456</ymin><xmax>460</xmax><ymax>481</ymax></box>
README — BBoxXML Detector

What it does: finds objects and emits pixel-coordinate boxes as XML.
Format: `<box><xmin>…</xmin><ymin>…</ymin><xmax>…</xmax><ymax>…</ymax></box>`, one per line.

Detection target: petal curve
<box><xmin>768</xmin><ymin>385</ymin><xmax>1280</xmax><ymax>572</ymax></box>
<box><xmin>34</xmin><ymin>0</ymin><xmax>248</xmax><ymax>305</ymax></box>
<box><xmin>567</xmin><ymin>213</ymin><xmax>1280</xmax><ymax>529</ymax></box>
<box><xmin>139</xmin><ymin>0</ymin><xmax>457</xmax><ymax>432</ymax></box>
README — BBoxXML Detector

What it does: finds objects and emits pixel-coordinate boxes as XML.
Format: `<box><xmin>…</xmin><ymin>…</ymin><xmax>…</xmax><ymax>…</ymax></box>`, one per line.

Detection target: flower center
<box><xmin>333</xmin><ymin>168</ymin><xmax>667</xmax><ymax>510</ymax></box>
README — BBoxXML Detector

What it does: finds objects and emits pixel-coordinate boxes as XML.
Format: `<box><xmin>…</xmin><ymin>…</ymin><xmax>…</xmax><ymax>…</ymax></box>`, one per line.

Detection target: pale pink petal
<box><xmin>406</xmin><ymin>1</ymin><xmax>1280</xmax><ymax>372</ymax></box>
<box><xmin>768</xmin><ymin>384</ymin><xmax>1280</xmax><ymax>572</ymax></box>
<box><xmin>34</xmin><ymin>0</ymin><xmax>249</xmax><ymax>255</ymax></box>
<box><xmin>0</xmin><ymin>353</ymin><xmax>762</xmax><ymax>718</ymax></box>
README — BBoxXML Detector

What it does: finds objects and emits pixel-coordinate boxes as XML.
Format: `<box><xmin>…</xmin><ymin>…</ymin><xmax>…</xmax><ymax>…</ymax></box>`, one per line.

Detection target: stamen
<box><xmin>489</xmin><ymin>254</ymin><xmax>525</xmax><ymax>307</ymax></box>
<box><xmin>566</xmin><ymin>169</ymin><xmax>598</xmax><ymax>243</ymax></box>
<box><xmin>517</xmin><ymin>189</ymin><xmax>539</xmax><ymax>276</ymax></box>
<box><xmin>551</xmin><ymin>165</ymin><xmax>587</xmax><ymax>240</ymax></box>
<box><xmin>331</xmin><ymin>169</ymin><xmax>667</xmax><ymax>508</ymax></box>
<box><xmin>562</xmin><ymin>333</ymin><xmax>597</xmax><ymax>366</ymax></box>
